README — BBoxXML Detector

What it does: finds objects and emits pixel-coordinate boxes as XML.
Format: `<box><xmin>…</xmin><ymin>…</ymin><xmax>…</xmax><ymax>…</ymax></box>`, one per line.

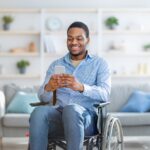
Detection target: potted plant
<box><xmin>105</xmin><ymin>16</ymin><xmax>119</xmax><ymax>30</ymax></box>
<box><xmin>143</xmin><ymin>44</ymin><xmax>150</xmax><ymax>52</ymax></box>
<box><xmin>2</xmin><ymin>15</ymin><xmax>14</xmax><ymax>30</ymax></box>
<box><xmin>16</xmin><ymin>60</ymin><xmax>30</xmax><ymax>74</ymax></box>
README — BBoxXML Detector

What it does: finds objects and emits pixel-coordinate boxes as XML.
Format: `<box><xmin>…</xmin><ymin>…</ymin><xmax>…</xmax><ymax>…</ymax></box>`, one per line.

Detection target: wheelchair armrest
<box><xmin>93</xmin><ymin>101</ymin><xmax>110</xmax><ymax>109</ymax></box>
<box><xmin>30</xmin><ymin>101</ymin><xmax>49</xmax><ymax>107</ymax></box>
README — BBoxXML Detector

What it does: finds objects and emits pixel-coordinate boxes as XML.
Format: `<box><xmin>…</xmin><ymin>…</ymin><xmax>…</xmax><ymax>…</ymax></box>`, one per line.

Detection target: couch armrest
<box><xmin>0</xmin><ymin>90</ymin><xmax>5</xmax><ymax>117</ymax></box>
<box><xmin>0</xmin><ymin>90</ymin><xmax>5</xmax><ymax>137</ymax></box>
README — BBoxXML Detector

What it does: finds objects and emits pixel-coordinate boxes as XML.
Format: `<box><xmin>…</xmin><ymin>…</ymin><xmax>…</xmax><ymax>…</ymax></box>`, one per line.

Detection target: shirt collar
<box><xmin>64</xmin><ymin>51</ymin><xmax>93</xmax><ymax>64</ymax></box>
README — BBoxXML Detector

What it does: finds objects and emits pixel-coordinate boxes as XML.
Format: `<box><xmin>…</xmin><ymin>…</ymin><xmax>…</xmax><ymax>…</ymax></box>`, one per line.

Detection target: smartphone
<box><xmin>54</xmin><ymin>65</ymin><xmax>66</xmax><ymax>74</ymax></box>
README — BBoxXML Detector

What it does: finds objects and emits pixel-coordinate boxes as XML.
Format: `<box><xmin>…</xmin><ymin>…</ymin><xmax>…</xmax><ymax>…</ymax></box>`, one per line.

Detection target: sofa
<box><xmin>108</xmin><ymin>83</ymin><xmax>150</xmax><ymax>136</ymax></box>
<box><xmin>0</xmin><ymin>84</ymin><xmax>40</xmax><ymax>150</ymax></box>
<box><xmin>0</xmin><ymin>83</ymin><xmax>150</xmax><ymax>147</ymax></box>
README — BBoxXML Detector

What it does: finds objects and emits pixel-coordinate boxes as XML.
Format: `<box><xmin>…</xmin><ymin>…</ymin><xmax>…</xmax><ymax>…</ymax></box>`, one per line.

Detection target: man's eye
<box><xmin>67</xmin><ymin>38</ymin><xmax>72</xmax><ymax>41</ymax></box>
<box><xmin>77</xmin><ymin>37</ymin><xmax>83</xmax><ymax>41</ymax></box>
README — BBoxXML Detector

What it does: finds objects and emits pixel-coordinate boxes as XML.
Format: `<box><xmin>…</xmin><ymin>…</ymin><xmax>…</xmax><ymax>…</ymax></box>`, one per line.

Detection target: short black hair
<box><xmin>67</xmin><ymin>21</ymin><xmax>89</xmax><ymax>38</ymax></box>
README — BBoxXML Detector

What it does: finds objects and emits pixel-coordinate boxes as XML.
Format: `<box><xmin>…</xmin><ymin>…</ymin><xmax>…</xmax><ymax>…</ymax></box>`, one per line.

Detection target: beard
<box><xmin>68</xmin><ymin>46</ymin><xmax>87</xmax><ymax>57</ymax></box>
<box><xmin>69</xmin><ymin>50</ymin><xmax>85</xmax><ymax>56</ymax></box>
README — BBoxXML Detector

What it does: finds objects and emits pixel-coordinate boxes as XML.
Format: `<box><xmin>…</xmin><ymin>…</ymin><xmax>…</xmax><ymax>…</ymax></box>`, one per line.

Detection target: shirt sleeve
<box><xmin>82</xmin><ymin>59</ymin><xmax>111</xmax><ymax>101</ymax></box>
<box><xmin>38</xmin><ymin>63</ymin><xmax>55</xmax><ymax>102</ymax></box>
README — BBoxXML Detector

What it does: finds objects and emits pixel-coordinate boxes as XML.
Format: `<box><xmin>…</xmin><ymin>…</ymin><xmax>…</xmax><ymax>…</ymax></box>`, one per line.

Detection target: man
<box><xmin>29</xmin><ymin>21</ymin><xmax>111</xmax><ymax>150</ymax></box>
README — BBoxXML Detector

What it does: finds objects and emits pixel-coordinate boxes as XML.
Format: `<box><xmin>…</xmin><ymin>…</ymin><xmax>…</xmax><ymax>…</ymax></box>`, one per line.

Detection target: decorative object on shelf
<box><xmin>2</xmin><ymin>15</ymin><xmax>14</xmax><ymax>30</ymax></box>
<box><xmin>105</xmin><ymin>16</ymin><xmax>119</xmax><ymax>30</ymax></box>
<box><xmin>46</xmin><ymin>17</ymin><xmax>62</xmax><ymax>31</ymax></box>
<box><xmin>137</xmin><ymin>63</ymin><xmax>148</xmax><ymax>75</ymax></box>
<box><xmin>16</xmin><ymin>60</ymin><xmax>30</xmax><ymax>74</ymax></box>
<box><xmin>0</xmin><ymin>64</ymin><xmax>4</xmax><ymax>74</ymax></box>
<box><xmin>28</xmin><ymin>42</ymin><xmax>37</xmax><ymax>53</ymax></box>
<box><xmin>125</xmin><ymin>22</ymin><xmax>144</xmax><ymax>31</ymax></box>
<box><xmin>109</xmin><ymin>40</ymin><xmax>126</xmax><ymax>52</ymax></box>
<box><xmin>112</xmin><ymin>69</ymin><xmax>117</xmax><ymax>75</ymax></box>
<box><xmin>0</xmin><ymin>44</ymin><xmax>2</xmax><ymax>52</ymax></box>
<box><xmin>143</xmin><ymin>43</ymin><xmax>150</xmax><ymax>52</ymax></box>
<box><xmin>10</xmin><ymin>48</ymin><xmax>27</xmax><ymax>53</ymax></box>
<box><xmin>44</xmin><ymin>35</ymin><xmax>56</xmax><ymax>53</ymax></box>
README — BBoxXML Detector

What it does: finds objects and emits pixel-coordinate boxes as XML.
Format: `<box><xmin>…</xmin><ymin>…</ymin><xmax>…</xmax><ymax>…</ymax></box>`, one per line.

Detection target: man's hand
<box><xmin>45</xmin><ymin>74</ymin><xmax>84</xmax><ymax>92</ymax></box>
<box><xmin>44</xmin><ymin>74</ymin><xmax>64</xmax><ymax>92</ymax></box>
<box><xmin>61</xmin><ymin>74</ymin><xmax>84</xmax><ymax>92</ymax></box>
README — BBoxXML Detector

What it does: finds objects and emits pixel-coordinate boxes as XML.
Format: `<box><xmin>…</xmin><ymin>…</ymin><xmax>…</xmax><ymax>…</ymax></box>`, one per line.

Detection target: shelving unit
<box><xmin>0</xmin><ymin>8</ymin><xmax>41</xmax><ymax>88</ymax></box>
<box><xmin>0</xmin><ymin>8</ymin><xmax>150</xmax><ymax>88</ymax></box>
<box><xmin>100</xmin><ymin>8</ymin><xmax>150</xmax><ymax>77</ymax></box>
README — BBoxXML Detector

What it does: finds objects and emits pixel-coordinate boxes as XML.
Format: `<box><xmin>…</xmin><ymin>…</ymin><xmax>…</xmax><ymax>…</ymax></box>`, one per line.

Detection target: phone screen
<box><xmin>54</xmin><ymin>65</ymin><xmax>66</xmax><ymax>74</ymax></box>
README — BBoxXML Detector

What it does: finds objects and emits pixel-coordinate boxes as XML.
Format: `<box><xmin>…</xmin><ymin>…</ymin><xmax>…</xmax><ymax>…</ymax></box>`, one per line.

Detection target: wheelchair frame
<box><xmin>29</xmin><ymin>91</ymin><xmax>123</xmax><ymax>150</ymax></box>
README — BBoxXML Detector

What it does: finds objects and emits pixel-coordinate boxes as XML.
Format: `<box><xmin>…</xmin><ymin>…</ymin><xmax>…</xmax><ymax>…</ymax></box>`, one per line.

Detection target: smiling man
<box><xmin>29</xmin><ymin>21</ymin><xmax>111</xmax><ymax>150</ymax></box>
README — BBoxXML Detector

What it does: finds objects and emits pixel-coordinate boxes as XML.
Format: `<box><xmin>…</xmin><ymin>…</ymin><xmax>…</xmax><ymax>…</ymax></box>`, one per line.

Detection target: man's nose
<box><xmin>72</xmin><ymin>39</ymin><xmax>78</xmax><ymax>44</ymax></box>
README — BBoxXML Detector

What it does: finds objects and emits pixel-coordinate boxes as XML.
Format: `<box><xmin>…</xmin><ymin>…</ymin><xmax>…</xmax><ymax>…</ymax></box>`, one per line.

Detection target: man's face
<box><xmin>67</xmin><ymin>27</ymin><xmax>89</xmax><ymax>57</ymax></box>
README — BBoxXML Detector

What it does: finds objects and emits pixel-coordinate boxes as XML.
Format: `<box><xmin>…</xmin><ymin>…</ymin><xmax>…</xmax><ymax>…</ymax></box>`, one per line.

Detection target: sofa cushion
<box><xmin>2</xmin><ymin>113</ymin><xmax>30</xmax><ymax>127</ymax></box>
<box><xmin>120</xmin><ymin>91</ymin><xmax>150</xmax><ymax>112</ymax></box>
<box><xmin>110</xmin><ymin>112</ymin><xmax>150</xmax><ymax>126</ymax></box>
<box><xmin>6</xmin><ymin>91</ymin><xmax>39</xmax><ymax>114</ymax></box>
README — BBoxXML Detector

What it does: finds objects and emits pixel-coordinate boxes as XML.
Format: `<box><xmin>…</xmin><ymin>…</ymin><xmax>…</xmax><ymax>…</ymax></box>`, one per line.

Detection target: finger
<box><xmin>52</xmin><ymin>74</ymin><xmax>62</xmax><ymax>79</ymax></box>
<box><xmin>63</xmin><ymin>76</ymin><xmax>74</xmax><ymax>81</ymax></box>
<box><xmin>63</xmin><ymin>74</ymin><xmax>74</xmax><ymax>79</ymax></box>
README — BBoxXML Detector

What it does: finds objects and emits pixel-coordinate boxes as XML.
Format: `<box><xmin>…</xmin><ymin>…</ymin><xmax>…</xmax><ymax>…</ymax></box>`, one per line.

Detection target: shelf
<box><xmin>44</xmin><ymin>8</ymin><xmax>97</xmax><ymax>13</ymax></box>
<box><xmin>101</xmin><ymin>8</ymin><xmax>150</xmax><ymax>13</ymax></box>
<box><xmin>0</xmin><ymin>30</ymin><xmax>40</xmax><ymax>35</ymax></box>
<box><xmin>112</xmin><ymin>74</ymin><xmax>150</xmax><ymax>78</ymax></box>
<box><xmin>0</xmin><ymin>52</ymin><xmax>39</xmax><ymax>57</ymax></box>
<box><xmin>0</xmin><ymin>8</ymin><xmax>97</xmax><ymax>13</ymax></box>
<box><xmin>45</xmin><ymin>30</ymin><xmax>97</xmax><ymax>35</ymax></box>
<box><xmin>103</xmin><ymin>30</ymin><xmax>150</xmax><ymax>35</ymax></box>
<box><xmin>0</xmin><ymin>74</ymin><xmax>41</xmax><ymax>79</ymax></box>
<box><xmin>0</xmin><ymin>8</ymin><xmax>40</xmax><ymax>13</ymax></box>
<box><xmin>103</xmin><ymin>51</ymin><xmax>150</xmax><ymax>57</ymax></box>
<box><xmin>44</xmin><ymin>53</ymin><xmax>65</xmax><ymax>57</ymax></box>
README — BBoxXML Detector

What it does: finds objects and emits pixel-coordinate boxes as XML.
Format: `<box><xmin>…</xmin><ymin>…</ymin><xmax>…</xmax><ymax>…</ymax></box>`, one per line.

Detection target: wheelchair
<box><xmin>29</xmin><ymin>91</ymin><xmax>124</xmax><ymax>150</ymax></box>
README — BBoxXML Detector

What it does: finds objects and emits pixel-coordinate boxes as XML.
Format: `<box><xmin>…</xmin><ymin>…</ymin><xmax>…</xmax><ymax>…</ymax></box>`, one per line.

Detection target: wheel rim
<box><xmin>108</xmin><ymin>119</ymin><xmax>122</xmax><ymax>150</ymax></box>
<box><xmin>102</xmin><ymin>116</ymin><xmax>124</xmax><ymax>150</ymax></box>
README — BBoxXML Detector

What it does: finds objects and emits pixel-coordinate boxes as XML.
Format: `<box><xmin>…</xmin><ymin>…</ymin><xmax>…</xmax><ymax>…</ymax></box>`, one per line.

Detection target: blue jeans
<box><xmin>29</xmin><ymin>104</ymin><xmax>97</xmax><ymax>150</ymax></box>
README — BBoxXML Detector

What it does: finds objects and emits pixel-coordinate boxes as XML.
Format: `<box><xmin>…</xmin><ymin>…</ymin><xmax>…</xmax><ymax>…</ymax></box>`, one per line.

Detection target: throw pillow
<box><xmin>3</xmin><ymin>83</ymin><xmax>37</xmax><ymax>106</ymax></box>
<box><xmin>120</xmin><ymin>90</ymin><xmax>150</xmax><ymax>112</ymax></box>
<box><xmin>6</xmin><ymin>91</ymin><xmax>39</xmax><ymax>114</ymax></box>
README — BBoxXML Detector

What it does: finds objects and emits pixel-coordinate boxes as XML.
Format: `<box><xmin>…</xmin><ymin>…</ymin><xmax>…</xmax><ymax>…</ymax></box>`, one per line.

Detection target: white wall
<box><xmin>0</xmin><ymin>0</ymin><xmax>150</xmax><ymax>8</ymax></box>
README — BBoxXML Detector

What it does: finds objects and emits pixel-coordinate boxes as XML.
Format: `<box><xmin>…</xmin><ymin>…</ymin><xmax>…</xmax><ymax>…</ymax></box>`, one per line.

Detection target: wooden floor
<box><xmin>1</xmin><ymin>136</ymin><xmax>150</xmax><ymax>150</ymax></box>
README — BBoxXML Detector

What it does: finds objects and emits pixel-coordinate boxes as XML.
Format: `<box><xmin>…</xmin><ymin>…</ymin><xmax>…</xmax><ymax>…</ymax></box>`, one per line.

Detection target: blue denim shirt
<box><xmin>38</xmin><ymin>53</ymin><xmax>111</xmax><ymax>112</ymax></box>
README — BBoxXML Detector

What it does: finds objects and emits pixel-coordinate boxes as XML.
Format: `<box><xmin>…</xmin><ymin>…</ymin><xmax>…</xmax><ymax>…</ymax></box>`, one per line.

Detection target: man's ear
<box><xmin>86</xmin><ymin>38</ymin><xmax>90</xmax><ymax>44</ymax></box>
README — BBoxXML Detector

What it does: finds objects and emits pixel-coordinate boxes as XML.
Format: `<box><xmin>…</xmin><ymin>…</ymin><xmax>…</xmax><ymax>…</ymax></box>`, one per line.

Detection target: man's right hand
<box><xmin>44</xmin><ymin>74</ymin><xmax>63</xmax><ymax>92</ymax></box>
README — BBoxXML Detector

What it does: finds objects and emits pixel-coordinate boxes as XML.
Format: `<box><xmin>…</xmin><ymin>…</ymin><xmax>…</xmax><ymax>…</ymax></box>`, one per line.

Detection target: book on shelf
<box><xmin>44</xmin><ymin>35</ymin><xmax>56</xmax><ymax>53</ymax></box>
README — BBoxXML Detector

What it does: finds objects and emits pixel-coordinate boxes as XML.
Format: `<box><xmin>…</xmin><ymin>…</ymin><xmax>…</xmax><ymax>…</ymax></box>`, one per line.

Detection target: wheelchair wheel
<box><xmin>102</xmin><ymin>115</ymin><xmax>123</xmax><ymax>150</ymax></box>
